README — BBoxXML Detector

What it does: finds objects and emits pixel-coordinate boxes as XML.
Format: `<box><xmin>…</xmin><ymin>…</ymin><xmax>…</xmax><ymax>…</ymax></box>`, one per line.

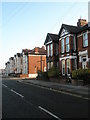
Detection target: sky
<box><xmin>0</xmin><ymin>1</ymin><xmax>89</xmax><ymax>69</ymax></box>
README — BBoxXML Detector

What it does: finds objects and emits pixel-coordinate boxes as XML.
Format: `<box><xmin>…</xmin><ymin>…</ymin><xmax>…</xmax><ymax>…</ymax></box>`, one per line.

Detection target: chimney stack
<box><xmin>35</xmin><ymin>47</ymin><xmax>38</xmax><ymax>53</ymax></box>
<box><xmin>42</xmin><ymin>46</ymin><xmax>45</xmax><ymax>50</ymax></box>
<box><xmin>77</xmin><ymin>19</ymin><xmax>88</xmax><ymax>27</ymax></box>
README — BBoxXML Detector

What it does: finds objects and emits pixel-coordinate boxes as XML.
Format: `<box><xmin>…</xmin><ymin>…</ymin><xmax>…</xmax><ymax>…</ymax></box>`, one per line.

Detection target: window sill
<box><xmin>83</xmin><ymin>45</ymin><xmax>88</xmax><ymax>48</ymax></box>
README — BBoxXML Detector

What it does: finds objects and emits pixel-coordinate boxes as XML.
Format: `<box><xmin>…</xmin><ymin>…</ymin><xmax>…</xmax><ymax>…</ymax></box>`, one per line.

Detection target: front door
<box><xmin>82</xmin><ymin>61</ymin><xmax>87</xmax><ymax>69</ymax></box>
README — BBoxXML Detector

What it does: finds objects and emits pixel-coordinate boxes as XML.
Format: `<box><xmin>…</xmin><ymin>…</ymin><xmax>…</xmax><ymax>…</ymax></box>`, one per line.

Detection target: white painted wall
<box><xmin>9</xmin><ymin>59</ymin><xmax>15</xmax><ymax>74</ymax></box>
<box><xmin>16</xmin><ymin>55</ymin><xmax>22</xmax><ymax>74</ymax></box>
<box><xmin>28</xmin><ymin>74</ymin><xmax>38</xmax><ymax>78</ymax></box>
<box><xmin>22</xmin><ymin>54</ymin><xmax>28</xmax><ymax>74</ymax></box>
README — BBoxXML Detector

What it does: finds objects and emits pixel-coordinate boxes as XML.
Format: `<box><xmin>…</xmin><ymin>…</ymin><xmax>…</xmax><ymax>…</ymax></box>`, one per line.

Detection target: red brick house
<box><xmin>44</xmin><ymin>33</ymin><xmax>59</xmax><ymax>70</ymax></box>
<box><xmin>58</xmin><ymin>19</ymin><xmax>89</xmax><ymax>77</ymax></box>
<box><xmin>20</xmin><ymin>46</ymin><xmax>46</xmax><ymax>78</ymax></box>
<box><xmin>28</xmin><ymin>46</ymin><xmax>46</xmax><ymax>78</ymax></box>
<box><xmin>77</xmin><ymin>22</ymin><xmax>90</xmax><ymax>69</ymax></box>
<box><xmin>59</xmin><ymin>24</ymin><xmax>78</xmax><ymax>77</ymax></box>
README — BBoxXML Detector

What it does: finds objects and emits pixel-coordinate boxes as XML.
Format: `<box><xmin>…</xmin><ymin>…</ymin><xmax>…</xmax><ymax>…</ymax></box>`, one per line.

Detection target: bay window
<box><xmin>66</xmin><ymin>59</ymin><xmax>70</xmax><ymax>74</ymax></box>
<box><xmin>62</xmin><ymin>60</ymin><xmax>65</xmax><ymax>75</ymax></box>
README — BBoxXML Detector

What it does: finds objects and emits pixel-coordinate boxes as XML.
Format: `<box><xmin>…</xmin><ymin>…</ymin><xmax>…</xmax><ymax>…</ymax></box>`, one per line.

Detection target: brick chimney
<box><xmin>42</xmin><ymin>46</ymin><xmax>45</xmax><ymax>50</ymax></box>
<box><xmin>77</xmin><ymin>19</ymin><xmax>88</xmax><ymax>27</ymax></box>
<box><xmin>35</xmin><ymin>47</ymin><xmax>38</xmax><ymax>53</ymax></box>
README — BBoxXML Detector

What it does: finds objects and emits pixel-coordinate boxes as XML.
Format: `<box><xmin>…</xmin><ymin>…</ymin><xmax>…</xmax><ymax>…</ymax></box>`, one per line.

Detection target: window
<box><xmin>66</xmin><ymin>59</ymin><xmax>70</xmax><ymax>74</ymax></box>
<box><xmin>83</xmin><ymin>32</ymin><xmax>88</xmax><ymax>47</ymax></box>
<box><xmin>66</xmin><ymin>37</ymin><xmax>69</xmax><ymax>52</ymax></box>
<box><xmin>51</xmin><ymin>62</ymin><xmax>53</xmax><ymax>68</ymax></box>
<box><xmin>61</xmin><ymin>39</ymin><xmax>64</xmax><ymax>53</ymax></box>
<box><xmin>47</xmin><ymin>62</ymin><xmax>50</xmax><ymax>70</ymax></box>
<box><xmin>62</xmin><ymin>60</ymin><xmax>65</xmax><ymax>75</ymax></box>
<box><xmin>57</xmin><ymin>62</ymin><xmax>58</xmax><ymax>68</ymax></box>
<box><xmin>73</xmin><ymin>59</ymin><xmax>77</xmax><ymax>70</ymax></box>
<box><xmin>50</xmin><ymin>44</ymin><xmax>53</xmax><ymax>56</ymax></box>
<box><xmin>47</xmin><ymin>45</ymin><xmax>49</xmax><ymax>57</ymax></box>
<box><xmin>73</xmin><ymin>35</ymin><xmax>76</xmax><ymax>51</ymax></box>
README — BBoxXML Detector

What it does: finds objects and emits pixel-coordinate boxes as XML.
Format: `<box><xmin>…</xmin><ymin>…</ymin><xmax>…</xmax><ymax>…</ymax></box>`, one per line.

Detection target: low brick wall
<box><xmin>20</xmin><ymin>74</ymin><xmax>29</xmax><ymax>78</ymax></box>
<box><xmin>49</xmin><ymin>77</ymin><xmax>67</xmax><ymax>84</ymax></box>
<box><xmin>71</xmin><ymin>79</ymin><xmax>84</xmax><ymax>86</ymax></box>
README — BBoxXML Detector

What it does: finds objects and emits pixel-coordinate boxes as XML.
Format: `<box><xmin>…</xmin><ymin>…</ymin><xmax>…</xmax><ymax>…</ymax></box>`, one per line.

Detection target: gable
<box><xmin>60</xmin><ymin>28</ymin><xmax>69</xmax><ymax>37</ymax></box>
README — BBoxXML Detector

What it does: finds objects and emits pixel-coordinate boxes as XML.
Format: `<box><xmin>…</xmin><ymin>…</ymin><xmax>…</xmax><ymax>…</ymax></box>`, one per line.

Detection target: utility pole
<box><xmin>37</xmin><ymin>56</ymin><xmax>45</xmax><ymax>72</ymax></box>
<box><xmin>41</xmin><ymin>55</ymin><xmax>42</xmax><ymax>72</ymax></box>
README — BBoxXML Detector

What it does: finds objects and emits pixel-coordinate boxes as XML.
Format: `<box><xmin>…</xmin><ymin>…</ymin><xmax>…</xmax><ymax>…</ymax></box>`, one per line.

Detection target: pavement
<box><xmin>18</xmin><ymin>79</ymin><xmax>90</xmax><ymax>99</ymax></box>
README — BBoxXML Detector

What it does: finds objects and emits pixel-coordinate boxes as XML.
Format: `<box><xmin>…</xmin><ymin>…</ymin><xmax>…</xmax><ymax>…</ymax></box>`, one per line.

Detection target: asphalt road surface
<box><xmin>2</xmin><ymin>79</ymin><xmax>89</xmax><ymax>119</ymax></box>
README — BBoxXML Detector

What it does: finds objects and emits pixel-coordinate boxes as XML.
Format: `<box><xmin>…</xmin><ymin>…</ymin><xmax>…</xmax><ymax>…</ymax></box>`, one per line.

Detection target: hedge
<box><xmin>72</xmin><ymin>68</ymin><xmax>90</xmax><ymax>84</ymax></box>
<box><xmin>47</xmin><ymin>67</ymin><xmax>60</xmax><ymax>78</ymax></box>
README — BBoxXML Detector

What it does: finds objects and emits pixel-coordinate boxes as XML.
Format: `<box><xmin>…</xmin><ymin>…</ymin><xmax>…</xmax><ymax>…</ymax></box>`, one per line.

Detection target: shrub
<box><xmin>72</xmin><ymin>69</ymin><xmax>90</xmax><ymax>84</ymax></box>
<box><xmin>37</xmin><ymin>70</ymin><xmax>49</xmax><ymax>81</ymax></box>
<box><xmin>47</xmin><ymin>67</ymin><xmax>60</xmax><ymax>78</ymax></box>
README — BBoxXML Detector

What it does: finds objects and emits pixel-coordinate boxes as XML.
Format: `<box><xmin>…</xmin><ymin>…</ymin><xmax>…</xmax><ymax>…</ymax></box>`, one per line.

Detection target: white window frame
<box><xmin>66</xmin><ymin>37</ymin><xmax>69</xmax><ymax>52</ymax></box>
<box><xmin>83</xmin><ymin>32</ymin><xmax>88</xmax><ymax>47</ymax></box>
<box><xmin>61</xmin><ymin>38</ymin><xmax>64</xmax><ymax>53</ymax></box>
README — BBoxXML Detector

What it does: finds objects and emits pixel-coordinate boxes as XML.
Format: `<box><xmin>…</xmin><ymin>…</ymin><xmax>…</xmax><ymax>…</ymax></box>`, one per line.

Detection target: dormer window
<box><xmin>83</xmin><ymin>32</ymin><xmax>88</xmax><ymax>47</ymax></box>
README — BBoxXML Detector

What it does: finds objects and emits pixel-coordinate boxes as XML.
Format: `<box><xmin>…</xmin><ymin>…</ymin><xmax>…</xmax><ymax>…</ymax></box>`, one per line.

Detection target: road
<box><xmin>2</xmin><ymin>79</ymin><xmax>89</xmax><ymax>119</ymax></box>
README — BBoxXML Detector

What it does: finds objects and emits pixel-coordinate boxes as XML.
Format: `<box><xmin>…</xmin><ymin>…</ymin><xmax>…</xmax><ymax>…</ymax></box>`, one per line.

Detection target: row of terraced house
<box><xmin>5</xmin><ymin>19</ymin><xmax>90</xmax><ymax>78</ymax></box>
<box><xmin>44</xmin><ymin>19</ymin><xmax>90</xmax><ymax>78</ymax></box>
<box><xmin>5</xmin><ymin>46</ymin><xmax>46</xmax><ymax>78</ymax></box>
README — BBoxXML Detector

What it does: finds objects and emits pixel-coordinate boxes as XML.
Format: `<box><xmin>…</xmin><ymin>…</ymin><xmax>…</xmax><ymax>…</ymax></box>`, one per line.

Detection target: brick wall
<box><xmin>28</xmin><ymin>55</ymin><xmax>46</xmax><ymax>74</ymax></box>
<box><xmin>77</xmin><ymin>32</ymin><xmax>90</xmax><ymax>69</ymax></box>
<box><xmin>77</xmin><ymin>32</ymin><xmax>90</xmax><ymax>52</ymax></box>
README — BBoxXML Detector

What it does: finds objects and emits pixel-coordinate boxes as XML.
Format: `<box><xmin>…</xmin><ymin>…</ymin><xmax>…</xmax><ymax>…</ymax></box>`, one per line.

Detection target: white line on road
<box><xmin>10</xmin><ymin>89</ymin><xmax>24</xmax><ymax>98</ymax></box>
<box><xmin>2</xmin><ymin>84</ymin><xmax>7</xmax><ymax>88</ymax></box>
<box><xmin>38</xmin><ymin>106</ymin><xmax>62</xmax><ymax>120</ymax></box>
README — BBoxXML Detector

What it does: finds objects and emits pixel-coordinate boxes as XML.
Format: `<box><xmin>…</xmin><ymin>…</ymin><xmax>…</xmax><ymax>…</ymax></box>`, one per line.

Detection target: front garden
<box><xmin>36</xmin><ymin>67</ymin><xmax>90</xmax><ymax>85</ymax></box>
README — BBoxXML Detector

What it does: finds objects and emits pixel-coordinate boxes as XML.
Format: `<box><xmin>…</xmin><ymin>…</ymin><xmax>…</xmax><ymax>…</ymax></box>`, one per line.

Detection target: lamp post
<box><xmin>35</xmin><ymin>65</ymin><xmax>36</xmax><ymax>74</ymax></box>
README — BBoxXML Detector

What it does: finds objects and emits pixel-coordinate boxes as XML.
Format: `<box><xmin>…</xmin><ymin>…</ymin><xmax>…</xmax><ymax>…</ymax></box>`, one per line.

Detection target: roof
<box><xmin>17</xmin><ymin>53</ymin><xmax>22</xmax><ymax>57</ymax></box>
<box><xmin>22</xmin><ymin>49</ymin><xmax>31</xmax><ymax>55</ymax></box>
<box><xmin>59</xmin><ymin>24</ymin><xmax>79</xmax><ymax>36</ymax></box>
<box><xmin>59</xmin><ymin>23</ymin><xmax>89</xmax><ymax>37</ymax></box>
<box><xmin>29</xmin><ymin>47</ymin><xmax>46</xmax><ymax>55</ymax></box>
<box><xmin>22</xmin><ymin>47</ymin><xmax>46</xmax><ymax>55</ymax></box>
<box><xmin>77</xmin><ymin>24</ymin><xmax>89</xmax><ymax>33</ymax></box>
<box><xmin>44</xmin><ymin>33</ymin><xmax>59</xmax><ymax>45</ymax></box>
<box><xmin>9</xmin><ymin>57</ymin><xmax>14</xmax><ymax>60</ymax></box>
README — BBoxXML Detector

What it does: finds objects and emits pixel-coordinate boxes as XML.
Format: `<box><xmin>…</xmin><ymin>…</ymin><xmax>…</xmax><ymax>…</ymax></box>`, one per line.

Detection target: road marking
<box><xmin>38</xmin><ymin>106</ymin><xmax>62</xmax><ymax>120</ymax></box>
<box><xmin>2</xmin><ymin>84</ymin><xmax>8</xmax><ymax>88</ymax></box>
<box><xmin>11</xmin><ymin>89</ymin><xmax>24</xmax><ymax>98</ymax></box>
